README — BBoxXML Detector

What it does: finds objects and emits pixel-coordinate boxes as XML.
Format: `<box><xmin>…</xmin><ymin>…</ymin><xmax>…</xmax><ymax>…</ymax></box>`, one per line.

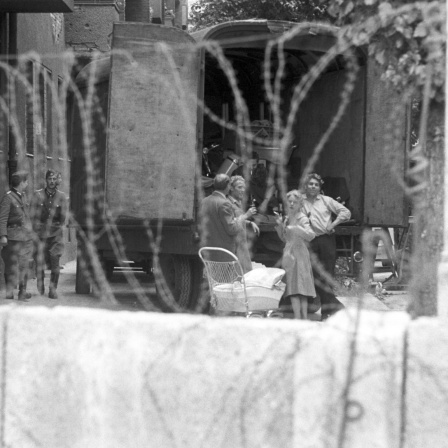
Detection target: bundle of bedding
<box><xmin>212</xmin><ymin>268</ymin><xmax>286</xmax><ymax>312</ymax></box>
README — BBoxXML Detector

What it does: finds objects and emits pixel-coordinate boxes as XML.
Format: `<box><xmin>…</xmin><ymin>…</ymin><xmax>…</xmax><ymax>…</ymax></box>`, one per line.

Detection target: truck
<box><xmin>69</xmin><ymin>19</ymin><xmax>409</xmax><ymax>310</ymax></box>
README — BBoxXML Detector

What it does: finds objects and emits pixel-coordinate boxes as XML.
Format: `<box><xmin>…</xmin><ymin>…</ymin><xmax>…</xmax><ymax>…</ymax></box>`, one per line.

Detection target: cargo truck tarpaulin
<box><xmin>106</xmin><ymin>23</ymin><xmax>200</xmax><ymax>222</ymax></box>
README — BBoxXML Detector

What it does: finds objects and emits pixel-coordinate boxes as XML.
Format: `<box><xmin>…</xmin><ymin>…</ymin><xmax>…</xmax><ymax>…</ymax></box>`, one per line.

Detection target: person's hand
<box><xmin>0</xmin><ymin>236</ymin><xmax>7</xmax><ymax>246</ymax></box>
<box><xmin>326</xmin><ymin>222</ymin><xmax>336</xmax><ymax>234</ymax></box>
<box><xmin>245</xmin><ymin>207</ymin><xmax>257</xmax><ymax>219</ymax></box>
<box><xmin>251</xmin><ymin>221</ymin><xmax>260</xmax><ymax>236</ymax></box>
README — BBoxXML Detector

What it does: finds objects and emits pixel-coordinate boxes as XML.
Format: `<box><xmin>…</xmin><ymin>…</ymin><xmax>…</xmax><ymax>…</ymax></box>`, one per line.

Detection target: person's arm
<box><xmin>286</xmin><ymin>215</ymin><xmax>316</xmax><ymax>242</ymax></box>
<box><xmin>274</xmin><ymin>217</ymin><xmax>286</xmax><ymax>242</ymax></box>
<box><xmin>237</xmin><ymin>215</ymin><xmax>260</xmax><ymax>236</ymax></box>
<box><xmin>249</xmin><ymin>221</ymin><xmax>260</xmax><ymax>236</ymax></box>
<box><xmin>60</xmin><ymin>193</ymin><xmax>68</xmax><ymax>225</ymax></box>
<box><xmin>325</xmin><ymin>197</ymin><xmax>351</xmax><ymax>232</ymax></box>
<box><xmin>0</xmin><ymin>195</ymin><xmax>10</xmax><ymax>244</ymax></box>
<box><xmin>218</xmin><ymin>200</ymin><xmax>243</xmax><ymax>236</ymax></box>
<box><xmin>235</xmin><ymin>206</ymin><xmax>257</xmax><ymax>226</ymax></box>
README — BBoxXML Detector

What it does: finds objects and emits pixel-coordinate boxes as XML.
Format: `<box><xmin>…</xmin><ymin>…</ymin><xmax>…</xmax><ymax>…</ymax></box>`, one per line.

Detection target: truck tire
<box><xmin>75</xmin><ymin>254</ymin><xmax>91</xmax><ymax>294</ymax></box>
<box><xmin>75</xmin><ymin>236</ymin><xmax>92</xmax><ymax>294</ymax></box>
<box><xmin>189</xmin><ymin>256</ymin><xmax>210</xmax><ymax>313</ymax></box>
<box><xmin>156</xmin><ymin>254</ymin><xmax>192</xmax><ymax>310</ymax></box>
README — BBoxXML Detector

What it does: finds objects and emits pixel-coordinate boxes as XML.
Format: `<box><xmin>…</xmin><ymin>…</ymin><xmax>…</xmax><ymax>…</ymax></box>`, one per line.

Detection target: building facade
<box><xmin>0</xmin><ymin>0</ymin><xmax>76</xmax><ymax>263</ymax></box>
<box><xmin>0</xmin><ymin>0</ymin><xmax>189</xmax><ymax>273</ymax></box>
<box><xmin>65</xmin><ymin>0</ymin><xmax>187</xmax><ymax>74</ymax></box>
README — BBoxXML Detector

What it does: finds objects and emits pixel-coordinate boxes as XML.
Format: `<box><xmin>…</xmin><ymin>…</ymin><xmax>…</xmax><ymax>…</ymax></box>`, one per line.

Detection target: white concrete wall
<box><xmin>0</xmin><ymin>306</ymin><xmax>444</xmax><ymax>447</ymax></box>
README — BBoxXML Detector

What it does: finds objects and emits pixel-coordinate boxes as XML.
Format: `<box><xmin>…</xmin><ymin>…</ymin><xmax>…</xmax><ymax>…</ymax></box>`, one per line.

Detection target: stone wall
<box><xmin>0</xmin><ymin>306</ymin><xmax>445</xmax><ymax>447</ymax></box>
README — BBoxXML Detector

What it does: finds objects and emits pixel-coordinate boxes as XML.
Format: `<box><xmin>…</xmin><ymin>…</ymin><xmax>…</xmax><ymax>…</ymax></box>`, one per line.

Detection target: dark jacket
<box><xmin>0</xmin><ymin>189</ymin><xmax>33</xmax><ymax>241</ymax></box>
<box><xmin>31</xmin><ymin>189</ymin><xmax>68</xmax><ymax>238</ymax></box>
<box><xmin>200</xmin><ymin>191</ymin><xmax>241</xmax><ymax>254</ymax></box>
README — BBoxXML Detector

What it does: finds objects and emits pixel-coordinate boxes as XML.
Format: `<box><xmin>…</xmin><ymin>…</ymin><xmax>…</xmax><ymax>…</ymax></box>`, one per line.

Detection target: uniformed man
<box><xmin>0</xmin><ymin>170</ymin><xmax>34</xmax><ymax>301</ymax></box>
<box><xmin>31</xmin><ymin>169</ymin><xmax>68</xmax><ymax>299</ymax></box>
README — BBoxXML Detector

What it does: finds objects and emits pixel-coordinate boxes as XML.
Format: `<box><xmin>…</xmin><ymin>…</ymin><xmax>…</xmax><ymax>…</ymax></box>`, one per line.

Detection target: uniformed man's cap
<box><xmin>46</xmin><ymin>169</ymin><xmax>57</xmax><ymax>179</ymax></box>
<box><xmin>11</xmin><ymin>170</ymin><xmax>28</xmax><ymax>183</ymax></box>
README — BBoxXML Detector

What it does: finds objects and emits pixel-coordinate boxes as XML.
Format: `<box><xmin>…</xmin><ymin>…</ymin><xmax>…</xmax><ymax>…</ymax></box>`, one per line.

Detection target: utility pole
<box><xmin>437</xmin><ymin>0</ymin><xmax>448</xmax><ymax>317</ymax></box>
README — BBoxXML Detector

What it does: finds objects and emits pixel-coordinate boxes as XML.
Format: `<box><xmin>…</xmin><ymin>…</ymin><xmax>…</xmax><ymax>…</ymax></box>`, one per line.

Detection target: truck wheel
<box><xmin>156</xmin><ymin>254</ymin><xmax>192</xmax><ymax>310</ymax></box>
<box><xmin>189</xmin><ymin>256</ymin><xmax>210</xmax><ymax>313</ymax></box>
<box><xmin>75</xmin><ymin>253</ymin><xmax>91</xmax><ymax>294</ymax></box>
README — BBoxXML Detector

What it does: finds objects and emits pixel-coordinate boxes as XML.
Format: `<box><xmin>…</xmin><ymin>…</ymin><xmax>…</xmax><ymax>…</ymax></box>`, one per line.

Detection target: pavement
<box><xmin>338</xmin><ymin>289</ymin><xmax>409</xmax><ymax>313</ymax></box>
<box><xmin>0</xmin><ymin>261</ymin><xmax>151</xmax><ymax>312</ymax></box>
<box><xmin>0</xmin><ymin>260</ymin><xmax>410</xmax><ymax>317</ymax></box>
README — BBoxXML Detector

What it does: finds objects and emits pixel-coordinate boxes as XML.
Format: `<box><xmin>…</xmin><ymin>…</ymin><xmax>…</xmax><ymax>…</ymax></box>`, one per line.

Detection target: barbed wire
<box><xmin>0</xmin><ymin>2</ymin><xmax>443</xmax><ymax>321</ymax></box>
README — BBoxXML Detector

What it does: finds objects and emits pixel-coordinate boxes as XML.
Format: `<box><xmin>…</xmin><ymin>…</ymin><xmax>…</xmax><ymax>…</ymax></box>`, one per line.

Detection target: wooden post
<box><xmin>437</xmin><ymin>0</ymin><xmax>448</xmax><ymax>317</ymax></box>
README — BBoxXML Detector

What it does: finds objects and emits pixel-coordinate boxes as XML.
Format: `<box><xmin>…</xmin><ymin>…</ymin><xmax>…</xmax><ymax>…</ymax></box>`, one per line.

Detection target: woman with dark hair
<box><xmin>228</xmin><ymin>175</ymin><xmax>259</xmax><ymax>273</ymax></box>
<box><xmin>275</xmin><ymin>190</ymin><xmax>316</xmax><ymax>319</ymax></box>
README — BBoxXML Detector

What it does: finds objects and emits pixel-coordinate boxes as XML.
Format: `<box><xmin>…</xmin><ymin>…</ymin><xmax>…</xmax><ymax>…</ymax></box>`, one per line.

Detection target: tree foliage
<box><xmin>189</xmin><ymin>0</ymin><xmax>330</xmax><ymax>31</ymax></box>
<box><xmin>323</xmin><ymin>0</ymin><xmax>446</xmax><ymax>316</ymax></box>
<box><xmin>320</xmin><ymin>0</ymin><xmax>445</xmax><ymax>100</ymax></box>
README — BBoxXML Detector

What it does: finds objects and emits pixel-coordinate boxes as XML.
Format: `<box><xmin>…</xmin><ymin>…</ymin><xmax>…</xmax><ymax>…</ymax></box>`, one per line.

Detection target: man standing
<box><xmin>0</xmin><ymin>171</ymin><xmax>34</xmax><ymax>300</ymax></box>
<box><xmin>31</xmin><ymin>169</ymin><xmax>68</xmax><ymax>299</ymax></box>
<box><xmin>301</xmin><ymin>173</ymin><xmax>351</xmax><ymax>319</ymax></box>
<box><xmin>200</xmin><ymin>174</ymin><xmax>254</xmax><ymax>259</ymax></box>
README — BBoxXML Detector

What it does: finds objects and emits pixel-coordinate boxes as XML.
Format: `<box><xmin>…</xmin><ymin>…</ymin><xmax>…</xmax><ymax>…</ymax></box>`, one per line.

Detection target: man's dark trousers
<box><xmin>2</xmin><ymin>239</ymin><xmax>32</xmax><ymax>296</ymax></box>
<box><xmin>310</xmin><ymin>234</ymin><xmax>344</xmax><ymax>315</ymax></box>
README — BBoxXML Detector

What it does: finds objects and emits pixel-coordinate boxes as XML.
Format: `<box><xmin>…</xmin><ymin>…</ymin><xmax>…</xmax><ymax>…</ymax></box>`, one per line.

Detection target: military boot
<box><xmin>18</xmin><ymin>275</ymin><xmax>31</xmax><ymax>301</ymax></box>
<box><xmin>4</xmin><ymin>275</ymin><xmax>15</xmax><ymax>300</ymax></box>
<box><xmin>48</xmin><ymin>272</ymin><xmax>59</xmax><ymax>299</ymax></box>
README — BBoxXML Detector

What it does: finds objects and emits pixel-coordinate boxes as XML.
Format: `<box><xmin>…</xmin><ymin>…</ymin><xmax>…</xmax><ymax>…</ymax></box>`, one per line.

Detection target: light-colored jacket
<box><xmin>302</xmin><ymin>194</ymin><xmax>351</xmax><ymax>236</ymax></box>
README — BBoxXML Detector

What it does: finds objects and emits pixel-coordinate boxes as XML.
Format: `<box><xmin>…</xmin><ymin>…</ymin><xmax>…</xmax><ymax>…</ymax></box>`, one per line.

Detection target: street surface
<box><xmin>0</xmin><ymin>260</ymin><xmax>409</xmax><ymax>316</ymax></box>
<box><xmin>0</xmin><ymin>261</ymin><xmax>149</xmax><ymax>312</ymax></box>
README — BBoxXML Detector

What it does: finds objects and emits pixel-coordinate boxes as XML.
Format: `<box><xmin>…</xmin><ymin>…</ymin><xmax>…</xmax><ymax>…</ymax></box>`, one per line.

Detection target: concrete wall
<box><xmin>0</xmin><ymin>306</ymin><xmax>445</xmax><ymax>447</ymax></box>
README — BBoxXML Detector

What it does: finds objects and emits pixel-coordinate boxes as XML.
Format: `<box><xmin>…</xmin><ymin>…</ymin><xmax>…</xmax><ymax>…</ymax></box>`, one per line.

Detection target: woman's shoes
<box><xmin>18</xmin><ymin>290</ymin><xmax>31</xmax><ymax>301</ymax></box>
<box><xmin>48</xmin><ymin>288</ymin><xmax>58</xmax><ymax>299</ymax></box>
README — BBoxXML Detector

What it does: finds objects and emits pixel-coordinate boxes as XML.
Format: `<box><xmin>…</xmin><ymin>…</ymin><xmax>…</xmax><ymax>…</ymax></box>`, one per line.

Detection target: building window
<box><xmin>40</xmin><ymin>66</ymin><xmax>53</xmax><ymax>158</ymax></box>
<box><xmin>25</xmin><ymin>61</ymin><xmax>53</xmax><ymax>157</ymax></box>
<box><xmin>58</xmin><ymin>76</ymin><xmax>71</xmax><ymax>161</ymax></box>
<box><xmin>25</xmin><ymin>60</ymin><xmax>35</xmax><ymax>155</ymax></box>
